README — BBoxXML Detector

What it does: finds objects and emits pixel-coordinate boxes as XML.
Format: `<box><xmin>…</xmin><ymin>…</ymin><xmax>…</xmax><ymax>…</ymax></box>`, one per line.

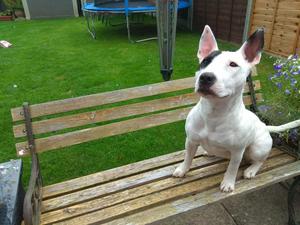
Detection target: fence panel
<box><xmin>249</xmin><ymin>0</ymin><xmax>300</xmax><ymax>56</ymax></box>
<box><xmin>193</xmin><ymin>0</ymin><xmax>247</xmax><ymax>44</ymax></box>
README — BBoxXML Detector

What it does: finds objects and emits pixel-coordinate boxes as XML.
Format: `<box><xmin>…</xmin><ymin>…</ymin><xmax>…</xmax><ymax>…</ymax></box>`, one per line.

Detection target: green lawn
<box><xmin>0</xmin><ymin>17</ymin><xmax>277</xmax><ymax>186</ymax></box>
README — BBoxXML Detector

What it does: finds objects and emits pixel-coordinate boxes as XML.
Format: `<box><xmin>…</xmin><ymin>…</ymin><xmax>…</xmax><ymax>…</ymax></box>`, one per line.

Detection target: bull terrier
<box><xmin>173</xmin><ymin>25</ymin><xmax>300</xmax><ymax>192</ymax></box>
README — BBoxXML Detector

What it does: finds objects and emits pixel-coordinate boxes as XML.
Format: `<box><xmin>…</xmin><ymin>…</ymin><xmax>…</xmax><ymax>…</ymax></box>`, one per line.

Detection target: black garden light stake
<box><xmin>156</xmin><ymin>0</ymin><xmax>178</xmax><ymax>81</ymax></box>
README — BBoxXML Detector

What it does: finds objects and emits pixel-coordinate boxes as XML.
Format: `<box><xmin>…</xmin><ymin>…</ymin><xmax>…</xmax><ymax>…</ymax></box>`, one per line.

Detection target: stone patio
<box><xmin>153</xmin><ymin>181</ymin><xmax>300</xmax><ymax>225</ymax></box>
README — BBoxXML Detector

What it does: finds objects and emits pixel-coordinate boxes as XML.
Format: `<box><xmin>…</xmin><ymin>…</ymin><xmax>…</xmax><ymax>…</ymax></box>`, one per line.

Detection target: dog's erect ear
<box><xmin>240</xmin><ymin>28</ymin><xmax>264</xmax><ymax>65</ymax></box>
<box><xmin>197</xmin><ymin>25</ymin><xmax>219</xmax><ymax>63</ymax></box>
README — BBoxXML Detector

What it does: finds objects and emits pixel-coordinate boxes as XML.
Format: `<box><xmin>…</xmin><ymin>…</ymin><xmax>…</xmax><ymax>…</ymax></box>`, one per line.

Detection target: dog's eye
<box><xmin>229</xmin><ymin>62</ymin><xmax>239</xmax><ymax>67</ymax></box>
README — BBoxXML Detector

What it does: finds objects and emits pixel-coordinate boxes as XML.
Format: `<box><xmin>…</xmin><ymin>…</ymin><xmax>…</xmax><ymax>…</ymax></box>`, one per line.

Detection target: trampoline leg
<box><xmin>106</xmin><ymin>14</ymin><xmax>111</xmax><ymax>27</ymax></box>
<box><xmin>86</xmin><ymin>11</ymin><xmax>96</xmax><ymax>39</ymax></box>
<box><xmin>125</xmin><ymin>13</ymin><xmax>157</xmax><ymax>43</ymax></box>
<box><xmin>126</xmin><ymin>14</ymin><xmax>133</xmax><ymax>43</ymax></box>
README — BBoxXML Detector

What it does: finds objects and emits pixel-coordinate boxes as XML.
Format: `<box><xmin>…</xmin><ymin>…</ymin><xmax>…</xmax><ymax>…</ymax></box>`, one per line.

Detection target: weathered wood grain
<box><xmin>40</xmin><ymin>149</ymin><xmax>284</xmax><ymax>224</ymax></box>
<box><xmin>13</xmin><ymin>82</ymin><xmax>261</xmax><ymax>138</ymax></box>
<box><xmin>41</xmin><ymin>160</ymin><xmax>229</xmax><ymax>224</ymax></box>
<box><xmin>15</xmin><ymin>94</ymin><xmax>262</xmax><ymax>157</ymax></box>
<box><xmin>49</xmin><ymin>153</ymin><xmax>296</xmax><ymax>225</ymax></box>
<box><xmin>104</xmin><ymin>160</ymin><xmax>300</xmax><ymax>225</ymax></box>
<box><xmin>42</xmin><ymin>155</ymin><xmax>224</xmax><ymax>212</ymax></box>
<box><xmin>13</xmin><ymin>93</ymin><xmax>198</xmax><ymax>138</ymax></box>
<box><xmin>42</xmin><ymin>149</ymin><xmax>188</xmax><ymax>199</ymax></box>
<box><xmin>11</xmin><ymin>77</ymin><xmax>195</xmax><ymax>122</ymax></box>
<box><xmin>16</xmin><ymin>107</ymin><xmax>192</xmax><ymax>156</ymax></box>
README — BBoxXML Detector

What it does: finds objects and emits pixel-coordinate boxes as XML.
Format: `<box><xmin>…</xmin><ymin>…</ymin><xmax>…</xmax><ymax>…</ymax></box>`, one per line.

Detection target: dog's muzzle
<box><xmin>197</xmin><ymin>72</ymin><xmax>217</xmax><ymax>95</ymax></box>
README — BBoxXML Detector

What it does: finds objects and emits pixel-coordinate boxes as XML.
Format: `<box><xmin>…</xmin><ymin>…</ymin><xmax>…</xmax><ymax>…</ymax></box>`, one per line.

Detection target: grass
<box><xmin>0</xmin><ymin>17</ymin><xmax>279</xmax><ymax>186</ymax></box>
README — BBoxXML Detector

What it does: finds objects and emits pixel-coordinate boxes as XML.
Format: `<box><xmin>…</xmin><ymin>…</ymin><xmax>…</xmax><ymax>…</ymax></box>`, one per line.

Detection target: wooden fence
<box><xmin>249</xmin><ymin>0</ymin><xmax>300</xmax><ymax>56</ymax></box>
<box><xmin>193</xmin><ymin>0</ymin><xmax>248</xmax><ymax>44</ymax></box>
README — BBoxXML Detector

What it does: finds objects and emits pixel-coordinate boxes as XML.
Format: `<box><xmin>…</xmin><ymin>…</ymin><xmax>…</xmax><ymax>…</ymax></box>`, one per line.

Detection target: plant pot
<box><xmin>14</xmin><ymin>9</ymin><xmax>25</xmax><ymax>18</ymax></box>
<box><xmin>0</xmin><ymin>15</ymin><xmax>13</xmax><ymax>21</ymax></box>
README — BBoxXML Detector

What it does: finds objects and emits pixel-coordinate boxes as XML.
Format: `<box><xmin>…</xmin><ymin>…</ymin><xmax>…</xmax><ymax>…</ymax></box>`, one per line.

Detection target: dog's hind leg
<box><xmin>173</xmin><ymin>138</ymin><xmax>198</xmax><ymax>177</ymax></box>
<box><xmin>244</xmin><ymin>133</ymin><xmax>272</xmax><ymax>179</ymax></box>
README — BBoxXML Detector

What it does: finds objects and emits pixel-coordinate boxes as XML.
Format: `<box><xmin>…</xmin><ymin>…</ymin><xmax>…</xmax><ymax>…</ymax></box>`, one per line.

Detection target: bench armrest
<box><xmin>22</xmin><ymin>103</ymin><xmax>43</xmax><ymax>225</ymax></box>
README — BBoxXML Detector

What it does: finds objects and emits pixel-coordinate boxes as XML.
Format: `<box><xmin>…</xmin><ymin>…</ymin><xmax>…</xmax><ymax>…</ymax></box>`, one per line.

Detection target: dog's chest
<box><xmin>186</xmin><ymin>116</ymin><xmax>243</xmax><ymax>152</ymax></box>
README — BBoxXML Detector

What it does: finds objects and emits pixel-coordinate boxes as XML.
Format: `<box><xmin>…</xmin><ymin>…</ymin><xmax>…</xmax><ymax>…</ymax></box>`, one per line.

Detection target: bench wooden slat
<box><xmin>42</xmin><ymin>149</ymin><xmax>188</xmax><ymax>199</ymax></box>
<box><xmin>104</xmin><ymin>160</ymin><xmax>300</xmax><ymax>225</ymax></box>
<box><xmin>13</xmin><ymin>93</ymin><xmax>198</xmax><ymax>138</ymax></box>
<box><xmin>15</xmin><ymin>94</ymin><xmax>263</xmax><ymax>157</ymax></box>
<box><xmin>42</xmin><ymin>155</ymin><xmax>225</xmax><ymax>212</ymax></box>
<box><xmin>42</xmin><ymin>149</ymin><xmax>281</xmax><ymax>211</ymax></box>
<box><xmin>16</xmin><ymin>107</ymin><xmax>192</xmax><ymax>156</ymax></box>
<box><xmin>43</xmin><ymin>140</ymin><xmax>278</xmax><ymax>201</ymax></box>
<box><xmin>11</xmin><ymin>77</ymin><xmax>195</xmax><ymax>122</ymax></box>
<box><xmin>46</xmin><ymin>153</ymin><xmax>295</xmax><ymax>225</ymax></box>
<box><xmin>11</xmin><ymin>78</ymin><xmax>261</xmax><ymax>122</ymax></box>
<box><xmin>40</xmin><ymin>149</ymin><xmax>284</xmax><ymax>224</ymax></box>
<box><xmin>13</xmin><ymin>81</ymin><xmax>261</xmax><ymax>138</ymax></box>
<box><xmin>243</xmin><ymin>80</ymin><xmax>261</xmax><ymax>93</ymax></box>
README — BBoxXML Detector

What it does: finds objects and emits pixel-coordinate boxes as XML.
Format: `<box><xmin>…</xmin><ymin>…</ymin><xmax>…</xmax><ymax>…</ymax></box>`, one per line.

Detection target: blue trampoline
<box><xmin>82</xmin><ymin>0</ymin><xmax>192</xmax><ymax>42</ymax></box>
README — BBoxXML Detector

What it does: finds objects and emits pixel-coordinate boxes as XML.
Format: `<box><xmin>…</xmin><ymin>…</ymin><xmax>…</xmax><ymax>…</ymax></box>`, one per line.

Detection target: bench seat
<box><xmin>39</xmin><ymin>148</ymin><xmax>299</xmax><ymax>225</ymax></box>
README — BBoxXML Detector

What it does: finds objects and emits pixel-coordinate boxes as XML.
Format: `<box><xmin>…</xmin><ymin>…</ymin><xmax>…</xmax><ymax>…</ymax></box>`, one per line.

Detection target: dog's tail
<box><xmin>267</xmin><ymin>119</ymin><xmax>300</xmax><ymax>133</ymax></box>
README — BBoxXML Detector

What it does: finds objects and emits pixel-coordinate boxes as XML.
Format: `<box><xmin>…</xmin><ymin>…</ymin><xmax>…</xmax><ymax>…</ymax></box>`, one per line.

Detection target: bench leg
<box><xmin>288</xmin><ymin>176</ymin><xmax>300</xmax><ymax>225</ymax></box>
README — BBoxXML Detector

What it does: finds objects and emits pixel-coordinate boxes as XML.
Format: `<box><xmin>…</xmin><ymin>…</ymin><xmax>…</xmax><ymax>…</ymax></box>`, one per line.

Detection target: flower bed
<box><xmin>260</xmin><ymin>54</ymin><xmax>300</xmax><ymax>158</ymax></box>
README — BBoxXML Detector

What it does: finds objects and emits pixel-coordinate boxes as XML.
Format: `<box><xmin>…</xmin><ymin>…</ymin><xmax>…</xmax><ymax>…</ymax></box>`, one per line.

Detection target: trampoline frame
<box><xmin>82</xmin><ymin>0</ymin><xmax>192</xmax><ymax>42</ymax></box>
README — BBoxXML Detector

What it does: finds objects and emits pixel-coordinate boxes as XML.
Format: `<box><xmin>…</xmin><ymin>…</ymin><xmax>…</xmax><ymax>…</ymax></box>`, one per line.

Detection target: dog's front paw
<box><xmin>173</xmin><ymin>164</ymin><xmax>187</xmax><ymax>177</ymax></box>
<box><xmin>220</xmin><ymin>179</ymin><xmax>235</xmax><ymax>192</ymax></box>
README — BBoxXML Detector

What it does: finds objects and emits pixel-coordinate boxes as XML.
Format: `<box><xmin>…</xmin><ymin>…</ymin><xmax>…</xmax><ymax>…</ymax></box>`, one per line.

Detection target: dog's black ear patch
<box><xmin>244</xmin><ymin>28</ymin><xmax>264</xmax><ymax>62</ymax></box>
<box><xmin>199</xmin><ymin>50</ymin><xmax>222</xmax><ymax>70</ymax></box>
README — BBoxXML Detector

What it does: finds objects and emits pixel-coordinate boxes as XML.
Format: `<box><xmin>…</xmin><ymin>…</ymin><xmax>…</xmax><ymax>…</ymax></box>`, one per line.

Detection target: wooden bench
<box><xmin>11</xmin><ymin>75</ymin><xmax>300</xmax><ymax>225</ymax></box>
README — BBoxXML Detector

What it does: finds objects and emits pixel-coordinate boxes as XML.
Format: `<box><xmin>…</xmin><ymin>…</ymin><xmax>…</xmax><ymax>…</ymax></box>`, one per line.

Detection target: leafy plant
<box><xmin>269</xmin><ymin>54</ymin><xmax>300</xmax><ymax>99</ymax></box>
<box><xmin>0</xmin><ymin>9</ymin><xmax>12</xmax><ymax>16</ymax></box>
<box><xmin>259</xmin><ymin>54</ymin><xmax>300</xmax><ymax>123</ymax></box>
<box><xmin>261</xmin><ymin>54</ymin><xmax>300</xmax><ymax>152</ymax></box>
<box><xmin>3</xmin><ymin>0</ymin><xmax>23</xmax><ymax>10</ymax></box>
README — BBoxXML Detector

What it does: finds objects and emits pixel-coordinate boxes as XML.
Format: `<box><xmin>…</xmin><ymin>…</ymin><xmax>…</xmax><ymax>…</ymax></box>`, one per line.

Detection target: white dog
<box><xmin>173</xmin><ymin>25</ymin><xmax>300</xmax><ymax>192</ymax></box>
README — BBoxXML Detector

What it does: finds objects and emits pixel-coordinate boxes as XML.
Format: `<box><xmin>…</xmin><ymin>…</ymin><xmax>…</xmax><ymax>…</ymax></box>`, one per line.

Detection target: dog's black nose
<box><xmin>199</xmin><ymin>72</ymin><xmax>216</xmax><ymax>87</ymax></box>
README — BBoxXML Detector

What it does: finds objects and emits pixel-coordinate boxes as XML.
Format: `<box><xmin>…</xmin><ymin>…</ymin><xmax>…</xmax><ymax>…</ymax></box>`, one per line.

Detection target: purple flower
<box><xmin>275</xmin><ymin>82</ymin><xmax>282</xmax><ymax>89</ymax></box>
<box><xmin>274</xmin><ymin>64</ymin><xmax>282</xmax><ymax>70</ymax></box>
<box><xmin>258</xmin><ymin>105</ymin><xmax>272</xmax><ymax>113</ymax></box>
<box><xmin>274</xmin><ymin>72</ymin><xmax>282</xmax><ymax>77</ymax></box>
<box><xmin>285</xmin><ymin>89</ymin><xmax>291</xmax><ymax>95</ymax></box>
<box><xmin>290</xmin><ymin>78</ymin><xmax>297</xmax><ymax>86</ymax></box>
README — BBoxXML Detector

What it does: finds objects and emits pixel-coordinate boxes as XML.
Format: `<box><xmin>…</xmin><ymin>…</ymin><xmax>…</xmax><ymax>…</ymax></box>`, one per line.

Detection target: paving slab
<box><xmin>151</xmin><ymin>203</ymin><xmax>237</xmax><ymax>225</ymax></box>
<box><xmin>222</xmin><ymin>183</ymin><xmax>290</xmax><ymax>225</ymax></box>
<box><xmin>151</xmin><ymin>182</ymin><xmax>300</xmax><ymax>225</ymax></box>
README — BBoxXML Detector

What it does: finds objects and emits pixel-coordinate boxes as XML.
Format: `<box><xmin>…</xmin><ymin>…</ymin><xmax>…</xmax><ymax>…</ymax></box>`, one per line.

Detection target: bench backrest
<box><xmin>11</xmin><ymin>76</ymin><xmax>262</xmax><ymax>157</ymax></box>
